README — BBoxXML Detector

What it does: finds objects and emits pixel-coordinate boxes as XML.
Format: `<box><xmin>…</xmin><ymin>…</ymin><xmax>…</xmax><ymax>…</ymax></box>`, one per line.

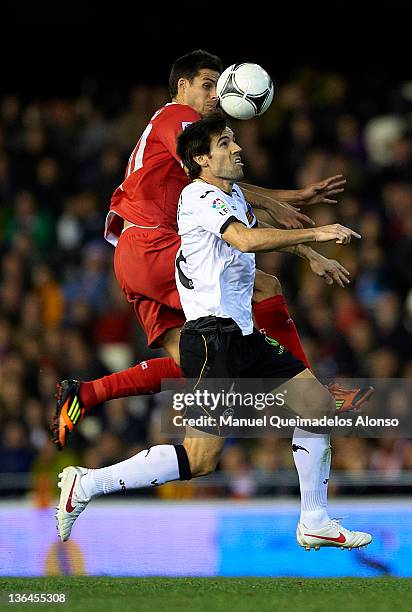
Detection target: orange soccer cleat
<box><xmin>328</xmin><ymin>382</ymin><xmax>375</xmax><ymax>414</ymax></box>
<box><xmin>50</xmin><ymin>380</ymin><xmax>85</xmax><ymax>450</ymax></box>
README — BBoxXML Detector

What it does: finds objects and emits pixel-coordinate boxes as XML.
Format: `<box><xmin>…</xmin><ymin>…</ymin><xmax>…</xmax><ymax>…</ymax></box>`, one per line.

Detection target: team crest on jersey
<box><xmin>212</xmin><ymin>198</ymin><xmax>229</xmax><ymax>215</ymax></box>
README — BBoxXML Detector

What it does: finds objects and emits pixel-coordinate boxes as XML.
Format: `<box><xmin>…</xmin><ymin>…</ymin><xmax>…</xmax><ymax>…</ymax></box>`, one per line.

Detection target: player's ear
<box><xmin>177</xmin><ymin>78</ymin><xmax>188</xmax><ymax>95</ymax></box>
<box><xmin>194</xmin><ymin>154</ymin><xmax>208</xmax><ymax>169</ymax></box>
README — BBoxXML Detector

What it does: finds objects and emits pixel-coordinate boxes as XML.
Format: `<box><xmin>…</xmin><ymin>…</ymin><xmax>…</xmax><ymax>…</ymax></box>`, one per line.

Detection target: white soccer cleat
<box><xmin>297</xmin><ymin>519</ymin><xmax>372</xmax><ymax>551</ymax></box>
<box><xmin>56</xmin><ymin>466</ymin><xmax>90</xmax><ymax>542</ymax></box>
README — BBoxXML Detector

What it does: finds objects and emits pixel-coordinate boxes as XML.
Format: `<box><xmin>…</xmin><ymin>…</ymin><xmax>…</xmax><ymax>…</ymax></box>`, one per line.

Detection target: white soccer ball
<box><xmin>217</xmin><ymin>63</ymin><xmax>274</xmax><ymax>120</ymax></box>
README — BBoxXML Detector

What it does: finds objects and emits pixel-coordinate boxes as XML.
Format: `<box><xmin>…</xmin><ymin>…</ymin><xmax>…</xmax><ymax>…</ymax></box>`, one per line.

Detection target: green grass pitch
<box><xmin>1</xmin><ymin>578</ymin><xmax>412</xmax><ymax>611</ymax></box>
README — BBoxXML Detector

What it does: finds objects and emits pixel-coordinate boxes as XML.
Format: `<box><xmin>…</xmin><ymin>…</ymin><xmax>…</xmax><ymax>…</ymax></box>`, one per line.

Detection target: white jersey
<box><xmin>176</xmin><ymin>180</ymin><xmax>257</xmax><ymax>335</ymax></box>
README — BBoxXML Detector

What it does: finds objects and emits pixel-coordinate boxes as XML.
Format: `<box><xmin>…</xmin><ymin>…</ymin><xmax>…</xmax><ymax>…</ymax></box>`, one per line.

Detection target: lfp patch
<box><xmin>212</xmin><ymin>198</ymin><xmax>229</xmax><ymax>215</ymax></box>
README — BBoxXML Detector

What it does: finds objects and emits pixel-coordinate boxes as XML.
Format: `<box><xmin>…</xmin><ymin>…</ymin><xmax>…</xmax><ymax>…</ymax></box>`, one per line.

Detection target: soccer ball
<box><xmin>217</xmin><ymin>63</ymin><xmax>274</xmax><ymax>120</ymax></box>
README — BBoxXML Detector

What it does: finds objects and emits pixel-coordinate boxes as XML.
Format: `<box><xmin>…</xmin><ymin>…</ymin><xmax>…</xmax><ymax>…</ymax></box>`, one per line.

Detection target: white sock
<box><xmin>80</xmin><ymin>444</ymin><xmax>180</xmax><ymax>498</ymax></box>
<box><xmin>292</xmin><ymin>427</ymin><xmax>331</xmax><ymax>529</ymax></box>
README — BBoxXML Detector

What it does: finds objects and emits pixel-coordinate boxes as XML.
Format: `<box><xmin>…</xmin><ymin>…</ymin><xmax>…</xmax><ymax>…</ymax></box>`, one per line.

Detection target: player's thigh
<box><xmin>245</xmin><ymin>328</ymin><xmax>305</xmax><ymax>383</ymax></box>
<box><xmin>179</xmin><ymin>323</ymin><xmax>235</xmax><ymax>437</ymax></box>
<box><xmin>274</xmin><ymin>369</ymin><xmax>335</xmax><ymax>420</ymax></box>
<box><xmin>159</xmin><ymin>326</ymin><xmax>182</xmax><ymax>364</ymax></box>
<box><xmin>114</xmin><ymin>227</ymin><xmax>182</xmax><ymax>310</ymax></box>
<box><xmin>133</xmin><ymin>296</ymin><xmax>185</xmax><ymax>349</ymax></box>
<box><xmin>243</xmin><ymin>329</ymin><xmax>332</xmax><ymax>419</ymax></box>
<box><xmin>179</xmin><ymin>325</ymin><xmax>229</xmax><ymax>382</ymax></box>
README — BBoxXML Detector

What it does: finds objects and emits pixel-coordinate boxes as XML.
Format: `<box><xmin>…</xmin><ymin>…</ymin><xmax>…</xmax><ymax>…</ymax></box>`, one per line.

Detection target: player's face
<box><xmin>182</xmin><ymin>69</ymin><xmax>219</xmax><ymax>116</ymax></box>
<box><xmin>208</xmin><ymin>127</ymin><xmax>244</xmax><ymax>181</ymax></box>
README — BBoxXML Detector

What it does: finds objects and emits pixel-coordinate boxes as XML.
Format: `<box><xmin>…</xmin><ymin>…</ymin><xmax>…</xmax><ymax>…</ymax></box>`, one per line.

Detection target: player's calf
<box><xmin>183</xmin><ymin>430</ymin><xmax>225</xmax><ymax>477</ymax></box>
<box><xmin>310</xmin><ymin>386</ymin><xmax>335</xmax><ymax>421</ymax></box>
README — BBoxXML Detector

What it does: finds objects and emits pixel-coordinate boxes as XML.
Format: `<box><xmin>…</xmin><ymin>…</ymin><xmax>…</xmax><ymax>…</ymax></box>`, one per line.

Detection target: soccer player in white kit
<box><xmin>174</xmin><ymin>113</ymin><xmax>371</xmax><ymax>551</ymax></box>
<box><xmin>56</xmin><ymin>113</ymin><xmax>371</xmax><ymax>551</ymax></box>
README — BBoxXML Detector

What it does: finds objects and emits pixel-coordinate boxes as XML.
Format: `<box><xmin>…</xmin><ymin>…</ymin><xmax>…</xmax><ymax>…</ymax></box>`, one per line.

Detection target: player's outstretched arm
<box><xmin>281</xmin><ymin>245</ymin><xmax>351</xmax><ymax>287</ymax></box>
<box><xmin>307</xmin><ymin>253</ymin><xmax>351</xmax><ymax>287</ymax></box>
<box><xmin>222</xmin><ymin>221</ymin><xmax>361</xmax><ymax>253</ymax></box>
<box><xmin>256</xmin><ymin>216</ymin><xmax>351</xmax><ymax>288</ymax></box>
<box><xmin>239</xmin><ymin>184</ymin><xmax>315</xmax><ymax>229</ymax></box>
<box><xmin>239</xmin><ymin>174</ymin><xmax>346</xmax><ymax>210</ymax></box>
<box><xmin>288</xmin><ymin>175</ymin><xmax>347</xmax><ymax>206</ymax></box>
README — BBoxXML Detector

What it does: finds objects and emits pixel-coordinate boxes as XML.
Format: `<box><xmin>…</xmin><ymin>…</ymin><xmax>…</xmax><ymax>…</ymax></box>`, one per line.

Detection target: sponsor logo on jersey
<box><xmin>200</xmin><ymin>190</ymin><xmax>215</xmax><ymax>199</ymax></box>
<box><xmin>181</xmin><ymin>122</ymin><xmax>192</xmax><ymax>131</ymax></box>
<box><xmin>212</xmin><ymin>198</ymin><xmax>229</xmax><ymax>215</ymax></box>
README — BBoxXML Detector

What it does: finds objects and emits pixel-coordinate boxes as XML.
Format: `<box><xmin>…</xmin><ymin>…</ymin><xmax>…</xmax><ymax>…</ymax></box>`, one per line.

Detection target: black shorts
<box><xmin>179</xmin><ymin>316</ymin><xmax>306</xmax><ymax>435</ymax></box>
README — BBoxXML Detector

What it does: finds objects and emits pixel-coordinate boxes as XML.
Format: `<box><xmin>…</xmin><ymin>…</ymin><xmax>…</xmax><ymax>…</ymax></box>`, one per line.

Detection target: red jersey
<box><xmin>105</xmin><ymin>103</ymin><xmax>200</xmax><ymax>245</ymax></box>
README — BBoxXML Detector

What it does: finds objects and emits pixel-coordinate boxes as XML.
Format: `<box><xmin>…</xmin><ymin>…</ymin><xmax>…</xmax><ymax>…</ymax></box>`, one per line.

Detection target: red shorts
<box><xmin>114</xmin><ymin>226</ymin><xmax>185</xmax><ymax>348</ymax></box>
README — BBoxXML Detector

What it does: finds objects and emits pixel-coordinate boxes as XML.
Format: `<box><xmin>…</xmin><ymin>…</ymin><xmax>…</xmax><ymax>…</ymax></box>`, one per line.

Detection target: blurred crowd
<box><xmin>1</xmin><ymin>69</ymin><xmax>412</xmax><ymax>502</ymax></box>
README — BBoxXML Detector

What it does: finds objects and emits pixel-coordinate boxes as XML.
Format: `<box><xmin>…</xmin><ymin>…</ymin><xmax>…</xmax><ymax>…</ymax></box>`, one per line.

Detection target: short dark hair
<box><xmin>176</xmin><ymin>111</ymin><xmax>227</xmax><ymax>180</ymax></box>
<box><xmin>169</xmin><ymin>49</ymin><xmax>223</xmax><ymax>98</ymax></box>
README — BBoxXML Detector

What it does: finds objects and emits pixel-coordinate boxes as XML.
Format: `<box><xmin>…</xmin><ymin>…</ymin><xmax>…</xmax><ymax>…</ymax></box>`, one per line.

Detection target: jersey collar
<box><xmin>193</xmin><ymin>178</ymin><xmax>235</xmax><ymax>197</ymax></box>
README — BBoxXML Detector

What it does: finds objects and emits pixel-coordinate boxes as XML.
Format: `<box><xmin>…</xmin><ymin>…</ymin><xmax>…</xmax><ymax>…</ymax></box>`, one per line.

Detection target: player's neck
<box><xmin>173</xmin><ymin>95</ymin><xmax>191</xmax><ymax>109</ymax></box>
<box><xmin>198</xmin><ymin>174</ymin><xmax>233</xmax><ymax>195</ymax></box>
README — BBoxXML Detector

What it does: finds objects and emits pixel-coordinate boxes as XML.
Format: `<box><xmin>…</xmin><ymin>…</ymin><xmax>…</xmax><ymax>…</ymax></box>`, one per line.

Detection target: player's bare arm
<box><xmin>240</xmin><ymin>175</ymin><xmax>346</xmax><ymax>208</ymax></box>
<box><xmin>222</xmin><ymin>221</ymin><xmax>361</xmax><ymax>253</ymax></box>
<box><xmin>255</xmin><ymin>215</ymin><xmax>351</xmax><ymax>288</ymax></box>
<box><xmin>238</xmin><ymin>184</ymin><xmax>315</xmax><ymax>229</ymax></box>
<box><xmin>279</xmin><ymin>244</ymin><xmax>351</xmax><ymax>288</ymax></box>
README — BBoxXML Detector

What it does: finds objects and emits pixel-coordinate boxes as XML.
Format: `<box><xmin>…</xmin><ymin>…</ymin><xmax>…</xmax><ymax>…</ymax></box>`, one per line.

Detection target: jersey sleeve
<box><xmin>232</xmin><ymin>185</ymin><xmax>257</xmax><ymax>228</ymax></box>
<box><xmin>157</xmin><ymin>105</ymin><xmax>201</xmax><ymax>162</ymax></box>
<box><xmin>195</xmin><ymin>191</ymin><xmax>245</xmax><ymax>237</ymax></box>
<box><xmin>245</xmin><ymin>200</ymin><xmax>258</xmax><ymax>228</ymax></box>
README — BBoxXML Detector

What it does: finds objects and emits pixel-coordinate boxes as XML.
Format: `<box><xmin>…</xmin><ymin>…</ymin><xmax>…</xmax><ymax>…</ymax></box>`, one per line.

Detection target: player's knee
<box><xmin>253</xmin><ymin>271</ymin><xmax>282</xmax><ymax>303</ymax></box>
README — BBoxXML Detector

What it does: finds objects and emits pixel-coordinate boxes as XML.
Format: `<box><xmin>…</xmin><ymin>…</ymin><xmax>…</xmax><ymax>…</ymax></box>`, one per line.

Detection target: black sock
<box><xmin>174</xmin><ymin>444</ymin><xmax>192</xmax><ymax>480</ymax></box>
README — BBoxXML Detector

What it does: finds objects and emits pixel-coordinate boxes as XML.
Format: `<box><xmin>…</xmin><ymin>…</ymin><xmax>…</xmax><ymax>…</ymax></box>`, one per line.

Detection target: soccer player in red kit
<box><xmin>105</xmin><ymin>52</ymin><xmax>318</xmax><ymax>361</ymax></box>
<box><xmin>106</xmin><ymin>102</ymin><xmax>203</xmax><ymax>357</ymax></box>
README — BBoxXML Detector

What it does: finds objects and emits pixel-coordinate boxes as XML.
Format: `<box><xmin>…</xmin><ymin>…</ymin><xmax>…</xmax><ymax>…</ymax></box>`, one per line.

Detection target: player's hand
<box><xmin>265</xmin><ymin>200</ymin><xmax>315</xmax><ymax>229</ymax></box>
<box><xmin>309</xmin><ymin>254</ymin><xmax>351</xmax><ymax>287</ymax></box>
<box><xmin>295</xmin><ymin>175</ymin><xmax>347</xmax><ymax>206</ymax></box>
<box><xmin>313</xmin><ymin>224</ymin><xmax>361</xmax><ymax>244</ymax></box>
